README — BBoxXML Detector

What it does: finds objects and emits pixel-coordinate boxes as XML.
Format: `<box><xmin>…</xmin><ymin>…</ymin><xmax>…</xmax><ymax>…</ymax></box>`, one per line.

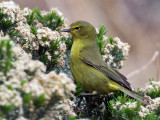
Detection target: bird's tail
<box><xmin>119</xmin><ymin>87</ymin><xmax>150</xmax><ymax>105</ymax></box>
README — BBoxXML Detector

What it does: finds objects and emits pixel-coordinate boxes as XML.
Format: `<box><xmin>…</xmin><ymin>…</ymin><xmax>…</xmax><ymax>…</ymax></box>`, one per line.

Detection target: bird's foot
<box><xmin>80</xmin><ymin>93</ymin><xmax>98</xmax><ymax>96</ymax></box>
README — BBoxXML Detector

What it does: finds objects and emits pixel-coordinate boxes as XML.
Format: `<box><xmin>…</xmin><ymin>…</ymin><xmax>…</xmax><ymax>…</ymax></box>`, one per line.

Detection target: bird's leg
<box><xmin>80</xmin><ymin>93</ymin><xmax>98</xmax><ymax>96</ymax></box>
<box><xmin>80</xmin><ymin>91</ymin><xmax>99</xmax><ymax>96</ymax></box>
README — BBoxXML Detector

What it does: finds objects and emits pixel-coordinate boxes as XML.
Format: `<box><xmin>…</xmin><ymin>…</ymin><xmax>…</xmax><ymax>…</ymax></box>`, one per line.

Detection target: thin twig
<box><xmin>127</xmin><ymin>51</ymin><xmax>159</xmax><ymax>79</ymax></box>
<box><xmin>156</xmin><ymin>43</ymin><xmax>160</xmax><ymax>81</ymax></box>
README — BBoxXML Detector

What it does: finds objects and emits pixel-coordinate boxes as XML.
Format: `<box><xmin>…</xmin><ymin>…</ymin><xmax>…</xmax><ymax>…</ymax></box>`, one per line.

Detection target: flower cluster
<box><xmin>111</xmin><ymin>80</ymin><xmax>160</xmax><ymax>119</ymax></box>
<box><xmin>96</xmin><ymin>25</ymin><xmax>130</xmax><ymax>69</ymax></box>
<box><xmin>113</xmin><ymin>101</ymin><xmax>151</xmax><ymax>118</ymax></box>
<box><xmin>0</xmin><ymin>85</ymin><xmax>22</xmax><ymax>107</ymax></box>
<box><xmin>144</xmin><ymin>79</ymin><xmax>160</xmax><ymax>92</ymax></box>
<box><xmin>136</xmin><ymin>79</ymin><xmax>160</xmax><ymax>100</ymax></box>
<box><xmin>102</xmin><ymin>37</ymin><xmax>130</xmax><ymax>69</ymax></box>
<box><xmin>0</xmin><ymin>1</ymin><xmax>70</xmax><ymax>70</ymax></box>
<box><xmin>40</xmin><ymin>99</ymin><xmax>76</xmax><ymax>119</ymax></box>
<box><xmin>112</xmin><ymin>98</ymin><xmax>160</xmax><ymax>118</ymax></box>
<box><xmin>0</xmin><ymin>1</ymin><xmax>27</xmax><ymax>23</ymax></box>
<box><xmin>0</xmin><ymin>36</ymin><xmax>75</xmax><ymax>119</ymax></box>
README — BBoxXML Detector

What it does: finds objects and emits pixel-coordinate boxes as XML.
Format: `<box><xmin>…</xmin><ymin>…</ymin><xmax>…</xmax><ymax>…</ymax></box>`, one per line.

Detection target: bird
<box><xmin>60</xmin><ymin>21</ymin><xmax>149</xmax><ymax>104</ymax></box>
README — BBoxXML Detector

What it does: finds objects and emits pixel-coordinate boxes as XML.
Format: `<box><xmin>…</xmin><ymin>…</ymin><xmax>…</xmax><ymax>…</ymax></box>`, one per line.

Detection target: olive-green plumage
<box><xmin>61</xmin><ymin>21</ymin><xmax>149</xmax><ymax>104</ymax></box>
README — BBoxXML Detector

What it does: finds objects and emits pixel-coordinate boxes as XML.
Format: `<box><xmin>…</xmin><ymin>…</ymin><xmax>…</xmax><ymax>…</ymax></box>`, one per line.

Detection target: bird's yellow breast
<box><xmin>70</xmin><ymin>40</ymin><xmax>119</xmax><ymax>93</ymax></box>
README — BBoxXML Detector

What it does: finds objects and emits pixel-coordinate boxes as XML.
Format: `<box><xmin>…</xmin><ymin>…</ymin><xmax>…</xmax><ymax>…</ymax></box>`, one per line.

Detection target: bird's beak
<box><xmin>60</xmin><ymin>28</ymin><xmax>71</xmax><ymax>32</ymax></box>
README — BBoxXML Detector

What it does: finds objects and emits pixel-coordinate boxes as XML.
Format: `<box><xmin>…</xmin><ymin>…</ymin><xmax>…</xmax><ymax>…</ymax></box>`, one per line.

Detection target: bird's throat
<box><xmin>70</xmin><ymin>39</ymin><xmax>84</xmax><ymax>58</ymax></box>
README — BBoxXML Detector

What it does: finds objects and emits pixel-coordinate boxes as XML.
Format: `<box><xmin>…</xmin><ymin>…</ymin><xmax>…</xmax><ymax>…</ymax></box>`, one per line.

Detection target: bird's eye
<box><xmin>75</xmin><ymin>27</ymin><xmax>80</xmax><ymax>30</ymax></box>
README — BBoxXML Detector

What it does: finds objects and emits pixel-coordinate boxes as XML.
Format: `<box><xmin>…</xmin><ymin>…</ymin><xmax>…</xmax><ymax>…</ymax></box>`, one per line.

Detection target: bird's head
<box><xmin>60</xmin><ymin>21</ymin><xmax>97</xmax><ymax>41</ymax></box>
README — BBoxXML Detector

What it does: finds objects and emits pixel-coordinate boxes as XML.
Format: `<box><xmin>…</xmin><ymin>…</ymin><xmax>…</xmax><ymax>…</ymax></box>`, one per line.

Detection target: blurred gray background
<box><xmin>2</xmin><ymin>0</ymin><xmax>160</xmax><ymax>88</ymax></box>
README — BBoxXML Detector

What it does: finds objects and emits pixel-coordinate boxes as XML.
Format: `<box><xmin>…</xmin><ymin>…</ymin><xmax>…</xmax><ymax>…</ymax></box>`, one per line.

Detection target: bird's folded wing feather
<box><xmin>79</xmin><ymin>47</ymin><xmax>132</xmax><ymax>90</ymax></box>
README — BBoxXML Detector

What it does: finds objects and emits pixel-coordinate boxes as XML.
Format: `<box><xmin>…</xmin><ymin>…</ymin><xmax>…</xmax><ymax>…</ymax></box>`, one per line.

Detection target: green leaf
<box><xmin>7</xmin><ymin>85</ymin><xmax>13</xmax><ymax>90</ymax></box>
<box><xmin>30</xmin><ymin>25</ymin><xmax>38</xmax><ymax>35</ymax></box>
<box><xmin>0</xmin><ymin>39</ymin><xmax>13</xmax><ymax>75</ymax></box>
<box><xmin>23</xmin><ymin>93</ymin><xmax>32</xmax><ymax>104</ymax></box>
<box><xmin>34</xmin><ymin>94</ymin><xmax>45</xmax><ymax>108</ymax></box>
<box><xmin>69</xmin><ymin>116</ymin><xmax>76</xmax><ymax>120</ymax></box>
<box><xmin>0</xmin><ymin>104</ymin><xmax>14</xmax><ymax>115</ymax></box>
<box><xmin>20</xmin><ymin>80</ymin><xmax>27</xmax><ymax>86</ymax></box>
<box><xmin>27</xmin><ymin>9</ymin><xmax>35</xmax><ymax>24</ymax></box>
<box><xmin>108</xmin><ymin>36</ymin><xmax>114</xmax><ymax>44</ymax></box>
<box><xmin>135</xmin><ymin>100</ymin><xmax>141</xmax><ymax>111</ymax></box>
<box><xmin>97</xmin><ymin>24</ymin><xmax>107</xmax><ymax>54</ymax></box>
<box><xmin>75</xmin><ymin>82</ymin><xmax>85</xmax><ymax>96</ymax></box>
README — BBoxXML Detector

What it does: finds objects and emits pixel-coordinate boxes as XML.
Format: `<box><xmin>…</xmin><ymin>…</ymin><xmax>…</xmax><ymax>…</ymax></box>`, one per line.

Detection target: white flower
<box><xmin>59</xmin><ymin>42</ymin><xmax>66</xmax><ymax>53</ymax></box>
<box><xmin>22</xmin><ymin>7</ymin><xmax>31</xmax><ymax>16</ymax></box>
<box><xmin>51</xmin><ymin>8</ymin><xmax>63</xmax><ymax>16</ymax></box>
<box><xmin>115</xmin><ymin>101</ymin><xmax>121</xmax><ymax>106</ymax></box>
<box><xmin>138</xmin><ymin>111</ymin><xmax>145</xmax><ymax>117</ymax></box>
<box><xmin>11</xmin><ymin>95</ymin><xmax>22</xmax><ymax>107</ymax></box>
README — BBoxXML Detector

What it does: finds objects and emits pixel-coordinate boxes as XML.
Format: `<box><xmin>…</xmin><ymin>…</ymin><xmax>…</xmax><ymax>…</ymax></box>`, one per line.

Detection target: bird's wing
<box><xmin>79</xmin><ymin>47</ymin><xmax>132</xmax><ymax>90</ymax></box>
